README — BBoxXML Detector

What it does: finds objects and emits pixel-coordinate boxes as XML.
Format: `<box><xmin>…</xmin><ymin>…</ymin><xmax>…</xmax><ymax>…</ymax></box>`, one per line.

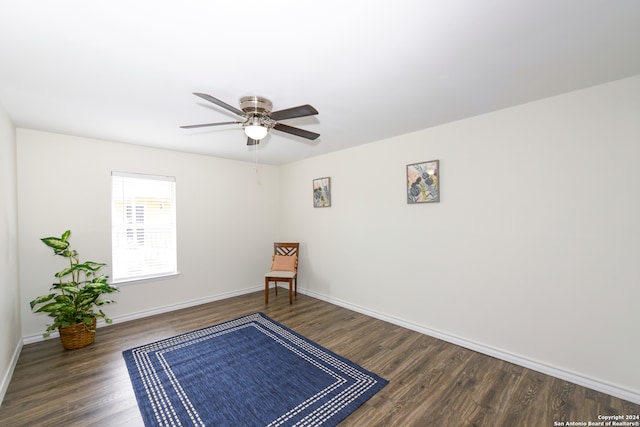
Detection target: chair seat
<box><xmin>265</xmin><ymin>270</ymin><xmax>296</xmax><ymax>279</ymax></box>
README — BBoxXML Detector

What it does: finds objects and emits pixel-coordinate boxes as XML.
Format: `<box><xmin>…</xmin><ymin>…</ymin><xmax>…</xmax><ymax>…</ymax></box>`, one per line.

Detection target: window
<box><xmin>111</xmin><ymin>171</ymin><xmax>177</xmax><ymax>282</ymax></box>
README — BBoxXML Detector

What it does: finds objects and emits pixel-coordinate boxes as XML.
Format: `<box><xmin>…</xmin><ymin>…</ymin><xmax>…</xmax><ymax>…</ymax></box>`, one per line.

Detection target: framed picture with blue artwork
<box><xmin>407</xmin><ymin>160</ymin><xmax>439</xmax><ymax>204</ymax></box>
<box><xmin>313</xmin><ymin>177</ymin><xmax>331</xmax><ymax>207</ymax></box>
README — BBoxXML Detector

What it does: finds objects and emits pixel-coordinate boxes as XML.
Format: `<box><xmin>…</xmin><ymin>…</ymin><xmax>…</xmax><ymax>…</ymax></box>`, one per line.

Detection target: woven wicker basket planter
<box><xmin>59</xmin><ymin>318</ymin><xmax>96</xmax><ymax>350</ymax></box>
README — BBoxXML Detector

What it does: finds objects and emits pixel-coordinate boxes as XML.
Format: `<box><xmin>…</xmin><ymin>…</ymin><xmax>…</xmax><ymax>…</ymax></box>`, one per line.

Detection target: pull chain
<box><xmin>253</xmin><ymin>142</ymin><xmax>259</xmax><ymax>173</ymax></box>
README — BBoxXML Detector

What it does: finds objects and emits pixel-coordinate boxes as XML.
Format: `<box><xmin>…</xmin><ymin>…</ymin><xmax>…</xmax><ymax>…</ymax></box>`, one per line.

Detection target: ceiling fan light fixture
<box><xmin>243</xmin><ymin>116</ymin><xmax>269</xmax><ymax>140</ymax></box>
<box><xmin>244</xmin><ymin>125</ymin><xmax>268</xmax><ymax>140</ymax></box>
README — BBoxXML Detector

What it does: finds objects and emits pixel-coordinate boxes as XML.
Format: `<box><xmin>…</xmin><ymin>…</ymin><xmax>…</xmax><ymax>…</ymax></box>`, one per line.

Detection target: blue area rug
<box><xmin>122</xmin><ymin>312</ymin><xmax>388</xmax><ymax>426</ymax></box>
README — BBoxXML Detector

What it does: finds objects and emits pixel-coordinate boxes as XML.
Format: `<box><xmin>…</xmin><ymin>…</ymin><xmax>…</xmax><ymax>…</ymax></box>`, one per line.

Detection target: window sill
<box><xmin>112</xmin><ymin>272</ymin><xmax>180</xmax><ymax>286</ymax></box>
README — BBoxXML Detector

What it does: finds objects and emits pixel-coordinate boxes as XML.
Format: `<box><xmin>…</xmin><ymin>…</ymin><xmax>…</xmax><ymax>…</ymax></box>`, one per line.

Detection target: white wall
<box><xmin>0</xmin><ymin>100</ymin><xmax>21</xmax><ymax>404</ymax></box>
<box><xmin>280</xmin><ymin>75</ymin><xmax>640</xmax><ymax>401</ymax></box>
<box><xmin>17</xmin><ymin>130</ymin><xmax>281</xmax><ymax>338</ymax></box>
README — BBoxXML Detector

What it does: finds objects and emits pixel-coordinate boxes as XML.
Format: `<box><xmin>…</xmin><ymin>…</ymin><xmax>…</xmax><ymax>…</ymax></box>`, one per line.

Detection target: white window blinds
<box><xmin>111</xmin><ymin>171</ymin><xmax>177</xmax><ymax>282</ymax></box>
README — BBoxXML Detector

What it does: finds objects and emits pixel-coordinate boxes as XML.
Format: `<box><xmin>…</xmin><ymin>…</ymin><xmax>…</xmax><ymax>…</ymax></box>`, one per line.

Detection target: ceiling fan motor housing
<box><xmin>240</xmin><ymin>96</ymin><xmax>272</xmax><ymax>114</ymax></box>
<box><xmin>240</xmin><ymin>96</ymin><xmax>276</xmax><ymax>130</ymax></box>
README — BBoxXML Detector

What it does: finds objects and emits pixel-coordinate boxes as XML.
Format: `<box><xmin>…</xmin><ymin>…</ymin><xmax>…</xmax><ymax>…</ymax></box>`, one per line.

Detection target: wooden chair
<box><xmin>264</xmin><ymin>242</ymin><xmax>299</xmax><ymax>304</ymax></box>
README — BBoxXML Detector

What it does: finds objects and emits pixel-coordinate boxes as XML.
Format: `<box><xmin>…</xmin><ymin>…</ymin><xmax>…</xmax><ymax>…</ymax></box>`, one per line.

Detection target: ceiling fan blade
<box><xmin>180</xmin><ymin>121</ymin><xmax>241</xmax><ymax>129</ymax></box>
<box><xmin>273</xmin><ymin>123</ymin><xmax>320</xmax><ymax>140</ymax></box>
<box><xmin>193</xmin><ymin>93</ymin><xmax>244</xmax><ymax>116</ymax></box>
<box><xmin>247</xmin><ymin>137</ymin><xmax>259</xmax><ymax>146</ymax></box>
<box><xmin>269</xmin><ymin>104</ymin><xmax>318</xmax><ymax>121</ymax></box>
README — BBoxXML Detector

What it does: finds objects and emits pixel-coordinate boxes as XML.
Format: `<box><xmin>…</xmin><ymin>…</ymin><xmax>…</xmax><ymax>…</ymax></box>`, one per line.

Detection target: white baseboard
<box><xmin>107</xmin><ymin>285</ymin><xmax>263</xmax><ymax>325</ymax></box>
<box><xmin>0</xmin><ymin>338</ymin><xmax>22</xmax><ymax>407</ymax></box>
<box><xmin>299</xmin><ymin>288</ymin><xmax>640</xmax><ymax>405</ymax></box>
<box><xmin>22</xmin><ymin>285</ymin><xmax>263</xmax><ymax>345</ymax></box>
<box><xmin>19</xmin><ymin>285</ymin><xmax>639</xmax><ymax>405</ymax></box>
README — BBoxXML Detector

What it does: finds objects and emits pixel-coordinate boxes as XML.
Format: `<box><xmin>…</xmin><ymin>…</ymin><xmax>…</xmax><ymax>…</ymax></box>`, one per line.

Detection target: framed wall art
<box><xmin>407</xmin><ymin>160</ymin><xmax>439</xmax><ymax>204</ymax></box>
<box><xmin>313</xmin><ymin>177</ymin><xmax>331</xmax><ymax>208</ymax></box>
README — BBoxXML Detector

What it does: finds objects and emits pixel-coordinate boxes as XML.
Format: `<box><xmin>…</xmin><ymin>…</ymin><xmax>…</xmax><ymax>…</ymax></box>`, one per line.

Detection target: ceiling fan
<box><xmin>181</xmin><ymin>93</ymin><xmax>320</xmax><ymax>146</ymax></box>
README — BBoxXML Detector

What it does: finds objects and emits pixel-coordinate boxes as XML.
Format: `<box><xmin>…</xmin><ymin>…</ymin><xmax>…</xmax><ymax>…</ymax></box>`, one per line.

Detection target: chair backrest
<box><xmin>274</xmin><ymin>242</ymin><xmax>299</xmax><ymax>257</ymax></box>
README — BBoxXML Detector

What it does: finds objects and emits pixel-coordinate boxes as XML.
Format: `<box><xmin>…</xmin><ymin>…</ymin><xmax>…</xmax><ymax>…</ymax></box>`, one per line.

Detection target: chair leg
<box><xmin>289</xmin><ymin>280</ymin><xmax>293</xmax><ymax>304</ymax></box>
<box><xmin>267</xmin><ymin>279</ymin><xmax>296</xmax><ymax>304</ymax></box>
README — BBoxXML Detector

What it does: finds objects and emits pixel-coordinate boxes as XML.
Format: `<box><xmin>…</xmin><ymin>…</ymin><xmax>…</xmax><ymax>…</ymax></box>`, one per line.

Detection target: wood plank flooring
<box><xmin>1</xmin><ymin>290</ymin><xmax>638</xmax><ymax>426</ymax></box>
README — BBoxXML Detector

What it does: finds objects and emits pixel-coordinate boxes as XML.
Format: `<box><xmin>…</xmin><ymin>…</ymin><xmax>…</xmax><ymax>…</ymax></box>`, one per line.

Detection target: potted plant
<box><xmin>29</xmin><ymin>230</ymin><xmax>118</xmax><ymax>349</ymax></box>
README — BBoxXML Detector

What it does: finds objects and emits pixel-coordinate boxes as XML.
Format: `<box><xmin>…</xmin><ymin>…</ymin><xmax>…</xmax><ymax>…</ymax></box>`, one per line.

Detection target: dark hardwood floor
<box><xmin>1</xmin><ymin>290</ymin><xmax>638</xmax><ymax>426</ymax></box>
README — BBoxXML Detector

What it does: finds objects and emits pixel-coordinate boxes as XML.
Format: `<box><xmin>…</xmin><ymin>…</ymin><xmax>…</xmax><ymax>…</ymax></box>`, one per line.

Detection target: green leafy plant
<box><xmin>29</xmin><ymin>230</ymin><xmax>119</xmax><ymax>338</ymax></box>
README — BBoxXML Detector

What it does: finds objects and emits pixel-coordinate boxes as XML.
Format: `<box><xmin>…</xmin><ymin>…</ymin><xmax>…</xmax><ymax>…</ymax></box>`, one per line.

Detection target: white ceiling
<box><xmin>1</xmin><ymin>1</ymin><xmax>639</xmax><ymax>165</ymax></box>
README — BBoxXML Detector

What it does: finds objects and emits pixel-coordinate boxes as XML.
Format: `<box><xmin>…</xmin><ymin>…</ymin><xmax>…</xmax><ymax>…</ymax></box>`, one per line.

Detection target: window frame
<box><xmin>111</xmin><ymin>171</ymin><xmax>178</xmax><ymax>284</ymax></box>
